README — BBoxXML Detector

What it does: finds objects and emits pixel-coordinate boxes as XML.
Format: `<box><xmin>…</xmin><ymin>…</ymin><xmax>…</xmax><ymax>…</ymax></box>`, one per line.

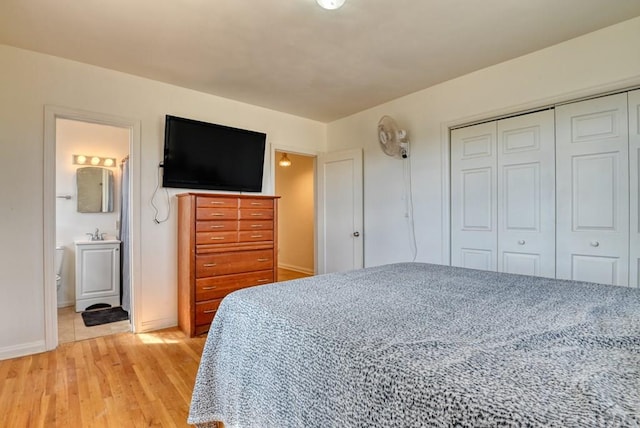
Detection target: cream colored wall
<box><xmin>55</xmin><ymin>119</ymin><xmax>130</xmax><ymax>308</ymax></box>
<box><xmin>275</xmin><ymin>152</ymin><xmax>315</xmax><ymax>274</ymax></box>
<box><xmin>326</xmin><ymin>17</ymin><xmax>640</xmax><ymax>268</ymax></box>
<box><xmin>0</xmin><ymin>44</ymin><xmax>325</xmax><ymax>359</ymax></box>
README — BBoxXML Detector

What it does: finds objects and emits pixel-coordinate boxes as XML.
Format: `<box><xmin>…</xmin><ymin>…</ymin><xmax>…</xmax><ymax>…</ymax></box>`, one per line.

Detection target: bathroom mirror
<box><xmin>76</xmin><ymin>167</ymin><xmax>114</xmax><ymax>213</ymax></box>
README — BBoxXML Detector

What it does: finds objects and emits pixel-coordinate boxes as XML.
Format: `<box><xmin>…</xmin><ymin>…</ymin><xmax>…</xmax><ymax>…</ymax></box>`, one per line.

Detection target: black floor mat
<box><xmin>81</xmin><ymin>307</ymin><xmax>129</xmax><ymax>327</ymax></box>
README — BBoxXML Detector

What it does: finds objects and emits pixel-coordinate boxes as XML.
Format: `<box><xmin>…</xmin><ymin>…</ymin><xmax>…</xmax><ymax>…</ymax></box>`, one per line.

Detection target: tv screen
<box><xmin>162</xmin><ymin>115</ymin><xmax>266</xmax><ymax>192</ymax></box>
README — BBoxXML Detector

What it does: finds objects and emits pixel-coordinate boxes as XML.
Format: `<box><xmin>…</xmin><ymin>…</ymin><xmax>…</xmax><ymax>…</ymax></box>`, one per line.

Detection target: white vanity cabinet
<box><xmin>75</xmin><ymin>240</ymin><xmax>121</xmax><ymax>311</ymax></box>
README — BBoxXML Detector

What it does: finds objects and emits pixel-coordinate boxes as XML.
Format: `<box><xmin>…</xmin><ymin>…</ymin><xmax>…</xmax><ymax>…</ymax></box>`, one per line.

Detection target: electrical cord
<box><xmin>151</xmin><ymin>164</ymin><xmax>170</xmax><ymax>224</ymax></box>
<box><xmin>403</xmin><ymin>156</ymin><xmax>418</xmax><ymax>261</ymax></box>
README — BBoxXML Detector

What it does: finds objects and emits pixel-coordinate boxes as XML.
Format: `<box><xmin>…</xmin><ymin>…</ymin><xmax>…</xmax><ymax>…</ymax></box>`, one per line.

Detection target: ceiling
<box><xmin>1</xmin><ymin>1</ymin><xmax>639</xmax><ymax>122</ymax></box>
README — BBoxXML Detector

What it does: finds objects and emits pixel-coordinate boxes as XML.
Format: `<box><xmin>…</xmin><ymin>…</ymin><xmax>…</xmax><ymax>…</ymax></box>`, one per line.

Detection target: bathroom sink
<box><xmin>75</xmin><ymin>238</ymin><xmax>121</xmax><ymax>245</ymax></box>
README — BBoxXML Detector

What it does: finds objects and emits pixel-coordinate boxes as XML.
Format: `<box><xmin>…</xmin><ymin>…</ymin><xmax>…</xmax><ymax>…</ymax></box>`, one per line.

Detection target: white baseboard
<box><xmin>278</xmin><ymin>263</ymin><xmax>315</xmax><ymax>275</ymax></box>
<box><xmin>0</xmin><ymin>340</ymin><xmax>46</xmax><ymax>361</ymax></box>
<box><xmin>137</xmin><ymin>317</ymin><xmax>177</xmax><ymax>333</ymax></box>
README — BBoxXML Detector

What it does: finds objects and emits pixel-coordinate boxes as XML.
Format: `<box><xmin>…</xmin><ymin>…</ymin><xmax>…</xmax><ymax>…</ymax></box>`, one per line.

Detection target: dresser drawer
<box><xmin>238</xmin><ymin>209</ymin><xmax>273</xmax><ymax>220</ymax></box>
<box><xmin>197</xmin><ymin>207</ymin><xmax>238</xmax><ymax>221</ymax></box>
<box><xmin>196</xmin><ymin>221</ymin><xmax>237</xmax><ymax>232</ymax></box>
<box><xmin>196</xmin><ymin>197</ymin><xmax>238</xmax><ymax>208</ymax></box>
<box><xmin>196</xmin><ymin>231</ymin><xmax>238</xmax><ymax>245</ymax></box>
<box><xmin>196</xmin><ymin>249</ymin><xmax>274</xmax><ymax>277</ymax></box>
<box><xmin>239</xmin><ymin>230</ymin><xmax>274</xmax><ymax>242</ymax></box>
<box><xmin>239</xmin><ymin>220</ymin><xmax>273</xmax><ymax>231</ymax></box>
<box><xmin>196</xmin><ymin>270</ymin><xmax>274</xmax><ymax>301</ymax></box>
<box><xmin>239</xmin><ymin>198</ymin><xmax>274</xmax><ymax>209</ymax></box>
<box><xmin>195</xmin><ymin>299</ymin><xmax>223</xmax><ymax>326</ymax></box>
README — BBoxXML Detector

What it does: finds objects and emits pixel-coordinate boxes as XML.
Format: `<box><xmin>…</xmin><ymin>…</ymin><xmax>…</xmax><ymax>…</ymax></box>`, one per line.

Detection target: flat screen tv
<box><xmin>162</xmin><ymin>115</ymin><xmax>266</xmax><ymax>192</ymax></box>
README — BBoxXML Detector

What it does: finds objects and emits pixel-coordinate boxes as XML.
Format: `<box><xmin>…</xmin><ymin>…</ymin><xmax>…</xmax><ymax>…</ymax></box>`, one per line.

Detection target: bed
<box><xmin>188</xmin><ymin>263</ymin><xmax>640</xmax><ymax>427</ymax></box>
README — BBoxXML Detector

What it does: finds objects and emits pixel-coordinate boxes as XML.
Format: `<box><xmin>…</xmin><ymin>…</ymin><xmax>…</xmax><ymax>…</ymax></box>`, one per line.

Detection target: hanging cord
<box><xmin>151</xmin><ymin>164</ymin><xmax>171</xmax><ymax>224</ymax></box>
<box><xmin>403</xmin><ymin>156</ymin><xmax>418</xmax><ymax>261</ymax></box>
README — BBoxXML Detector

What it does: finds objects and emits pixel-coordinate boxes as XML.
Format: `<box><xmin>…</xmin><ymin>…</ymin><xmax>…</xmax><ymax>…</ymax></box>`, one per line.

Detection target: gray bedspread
<box><xmin>188</xmin><ymin>263</ymin><xmax>640</xmax><ymax>427</ymax></box>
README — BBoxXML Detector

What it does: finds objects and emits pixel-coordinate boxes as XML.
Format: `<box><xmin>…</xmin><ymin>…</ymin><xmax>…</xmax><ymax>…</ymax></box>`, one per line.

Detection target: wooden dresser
<box><xmin>177</xmin><ymin>193</ymin><xmax>279</xmax><ymax>336</ymax></box>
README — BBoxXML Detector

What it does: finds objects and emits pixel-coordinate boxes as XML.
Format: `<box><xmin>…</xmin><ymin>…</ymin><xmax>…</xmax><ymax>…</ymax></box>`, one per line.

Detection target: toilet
<box><xmin>55</xmin><ymin>246</ymin><xmax>64</xmax><ymax>291</ymax></box>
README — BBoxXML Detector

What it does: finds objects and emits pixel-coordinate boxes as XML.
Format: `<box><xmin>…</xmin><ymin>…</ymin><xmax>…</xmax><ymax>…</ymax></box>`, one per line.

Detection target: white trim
<box><xmin>0</xmin><ymin>340</ymin><xmax>46</xmax><ymax>361</ymax></box>
<box><xmin>43</xmin><ymin>105</ymin><xmax>142</xmax><ymax>351</ymax></box>
<box><xmin>440</xmin><ymin>76</ymin><xmax>640</xmax><ymax>267</ymax></box>
<box><xmin>139</xmin><ymin>317</ymin><xmax>177</xmax><ymax>333</ymax></box>
<box><xmin>278</xmin><ymin>263</ymin><xmax>315</xmax><ymax>275</ymax></box>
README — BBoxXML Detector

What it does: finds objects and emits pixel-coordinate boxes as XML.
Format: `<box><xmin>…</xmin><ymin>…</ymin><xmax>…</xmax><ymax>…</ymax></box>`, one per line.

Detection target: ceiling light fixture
<box><xmin>316</xmin><ymin>0</ymin><xmax>345</xmax><ymax>10</ymax></box>
<box><xmin>278</xmin><ymin>153</ymin><xmax>292</xmax><ymax>167</ymax></box>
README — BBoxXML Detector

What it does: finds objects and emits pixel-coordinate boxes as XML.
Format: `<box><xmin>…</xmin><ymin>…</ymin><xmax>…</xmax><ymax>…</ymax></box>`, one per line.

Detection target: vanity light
<box><xmin>316</xmin><ymin>0</ymin><xmax>346</xmax><ymax>10</ymax></box>
<box><xmin>73</xmin><ymin>154</ymin><xmax>117</xmax><ymax>167</ymax></box>
<box><xmin>278</xmin><ymin>153</ymin><xmax>292</xmax><ymax>167</ymax></box>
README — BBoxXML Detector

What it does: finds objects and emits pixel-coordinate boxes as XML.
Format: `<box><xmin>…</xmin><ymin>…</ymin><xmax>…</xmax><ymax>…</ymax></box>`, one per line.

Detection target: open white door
<box><xmin>317</xmin><ymin>149</ymin><xmax>363</xmax><ymax>274</ymax></box>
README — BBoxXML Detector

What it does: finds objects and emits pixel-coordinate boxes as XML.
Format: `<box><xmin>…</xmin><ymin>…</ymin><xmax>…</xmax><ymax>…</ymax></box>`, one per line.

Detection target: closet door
<box><xmin>556</xmin><ymin>93</ymin><xmax>629</xmax><ymax>286</ymax></box>
<box><xmin>630</xmin><ymin>89</ymin><xmax>640</xmax><ymax>287</ymax></box>
<box><xmin>497</xmin><ymin>110</ymin><xmax>556</xmax><ymax>277</ymax></box>
<box><xmin>451</xmin><ymin>122</ymin><xmax>497</xmax><ymax>271</ymax></box>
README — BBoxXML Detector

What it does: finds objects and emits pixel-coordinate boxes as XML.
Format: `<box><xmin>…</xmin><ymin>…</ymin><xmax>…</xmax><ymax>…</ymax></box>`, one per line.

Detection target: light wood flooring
<box><xmin>0</xmin><ymin>328</ymin><xmax>206</xmax><ymax>427</ymax></box>
<box><xmin>277</xmin><ymin>267</ymin><xmax>313</xmax><ymax>282</ymax></box>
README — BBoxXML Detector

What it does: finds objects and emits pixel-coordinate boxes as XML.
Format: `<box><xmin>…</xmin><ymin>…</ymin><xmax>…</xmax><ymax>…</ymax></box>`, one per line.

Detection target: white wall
<box><xmin>0</xmin><ymin>44</ymin><xmax>325</xmax><ymax>359</ymax></box>
<box><xmin>55</xmin><ymin>119</ymin><xmax>130</xmax><ymax>308</ymax></box>
<box><xmin>326</xmin><ymin>16</ymin><xmax>640</xmax><ymax>268</ymax></box>
<box><xmin>275</xmin><ymin>152</ymin><xmax>315</xmax><ymax>274</ymax></box>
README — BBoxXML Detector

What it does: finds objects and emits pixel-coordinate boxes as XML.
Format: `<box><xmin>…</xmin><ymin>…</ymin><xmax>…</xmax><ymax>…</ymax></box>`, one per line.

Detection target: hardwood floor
<box><xmin>0</xmin><ymin>328</ymin><xmax>206</xmax><ymax>427</ymax></box>
<box><xmin>277</xmin><ymin>267</ymin><xmax>313</xmax><ymax>282</ymax></box>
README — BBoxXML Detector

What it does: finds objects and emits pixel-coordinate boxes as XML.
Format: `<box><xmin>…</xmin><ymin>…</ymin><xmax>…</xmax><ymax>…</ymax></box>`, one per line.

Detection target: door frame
<box><xmin>43</xmin><ymin>105</ymin><xmax>142</xmax><ymax>350</ymax></box>
<box><xmin>269</xmin><ymin>143</ymin><xmax>319</xmax><ymax>275</ymax></box>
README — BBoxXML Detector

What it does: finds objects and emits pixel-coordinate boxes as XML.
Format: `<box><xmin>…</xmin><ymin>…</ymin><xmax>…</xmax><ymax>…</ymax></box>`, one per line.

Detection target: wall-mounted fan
<box><xmin>378</xmin><ymin>116</ymin><xmax>409</xmax><ymax>159</ymax></box>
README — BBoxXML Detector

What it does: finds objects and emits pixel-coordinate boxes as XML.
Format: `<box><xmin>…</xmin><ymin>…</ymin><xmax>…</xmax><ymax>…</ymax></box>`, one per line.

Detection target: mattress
<box><xmin>188</xmin><ymin>263</ymin><xmax>640</xmax><ymax>427</ymax></box>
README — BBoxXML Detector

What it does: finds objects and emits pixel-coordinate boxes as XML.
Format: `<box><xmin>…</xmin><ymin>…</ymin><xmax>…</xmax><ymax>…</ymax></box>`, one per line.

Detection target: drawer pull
<box><xmin>210</xmin><ymin>225</ymin><xmax>225</xmax><ymax>229</ymax></box>
<box><xmin>251</xmin><ymin>224</ymin><xmax>262</xmax><ymax>228</ymax></box>
<box><xmin>202</xmin><ymin>286</ymin><xmax>217</xmax><ymax>290</ymax></box>
<box><xmin>203</xmin><ymin>263</ymin><xmax>217</xmax><ymax>267</ymax></box>
<box><xmin>251</xmin><ymin>202</ymin><xmax>262</xmax><ymax>205</ymax></box>
<box><xmin>251</xmin><ymin>213</ymin><xmax>263</xmax><ymax>217</ymax></box>
<box><xmin>211</xmin><ymin>213</ymin><xmax>225</xmax><ymax>217</ymax></box>
<box><xmin>257</xmin><ymin>279</ymin><xmax>270</xmax><ymax>283</ymax></box>
<box><xmin>203</xmin><ymin>309</ymin><xmax>217</xmax><ymax>314</ymax></box>
<box><xmin>257</xmin><ymin>258</ymin><xmax>269</xmax><ymax>262</ymax></box>
<box><xmin>209</xmin><ymin>201</ymin><xmax>224</xmax><ymax>205</ymax></box>
<box><xmin>251</xmin><ymin>235</ymin><xmax>263</xmax><ymax>238</ymax></box>
<box><xmin>210</xmin><ymin>237</ymin><xmax>225</xmax><ymax>240</ymax></box>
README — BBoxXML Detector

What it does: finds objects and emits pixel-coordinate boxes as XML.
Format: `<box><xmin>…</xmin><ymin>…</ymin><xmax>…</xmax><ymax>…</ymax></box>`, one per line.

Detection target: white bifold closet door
<box><xmin>555</xmin><ymin>93</ymin><xmax>629</xmax><ymax>286</ymax></box>
<box><xmin>451</xmin><ymin>122</ymin><xmax>498</xmax><ymax>271</ymax></box>
<box><xmin>497</xmin><ymin>110</ymin><xmax>556</xmax><ymax>277</ymax></box>
<box><xmin>628</xmin><ymin>89</ymin><xmax>639</xmax><ymax>287</ymax></box>
<box><xmin>451</xmin><ymin>110</ymin><xmax>555</xmax><ymax>276</ymax></box>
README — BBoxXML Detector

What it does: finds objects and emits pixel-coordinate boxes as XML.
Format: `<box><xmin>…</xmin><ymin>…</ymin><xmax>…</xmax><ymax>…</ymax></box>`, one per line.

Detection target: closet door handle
<box><xmin>590</xmin><ymin>241</ymin><xmax>600</xmax><ymax>247</ymax></box>
<box><xmin>517</xmin><ymin>240</ymin><xmax>525</xmax><ymax>245</ymax></box>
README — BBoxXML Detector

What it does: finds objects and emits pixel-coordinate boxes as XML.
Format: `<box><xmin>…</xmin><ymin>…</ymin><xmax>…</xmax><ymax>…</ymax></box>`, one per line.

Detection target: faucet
<box><xmin>86</xmin><ymin>228</ymin><xmax>105</xmax><ymax>241</ymax></box>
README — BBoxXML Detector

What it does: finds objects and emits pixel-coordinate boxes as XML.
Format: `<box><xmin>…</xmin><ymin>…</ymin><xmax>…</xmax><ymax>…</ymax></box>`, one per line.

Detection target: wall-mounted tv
<box><xmin>162</xmin><ymin>115</ymin><xmax>266</xmax><ymax>192</ymax></box>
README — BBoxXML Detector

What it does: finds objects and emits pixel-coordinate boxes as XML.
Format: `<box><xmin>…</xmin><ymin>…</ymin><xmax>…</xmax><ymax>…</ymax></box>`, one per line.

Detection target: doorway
<box><xmin>43</xmin><ymin>106</ymin><xmax>141</xmax><ymax>351</ymax></box>
<box><xmin>274</xmin><ymin>151</ymin><xmax>316</xmax><ymax>280</ymax></box>
<box><xmin>55</xmin><ymin>118</ymin><xmax>131</xmax><ymax>343</ymax></box>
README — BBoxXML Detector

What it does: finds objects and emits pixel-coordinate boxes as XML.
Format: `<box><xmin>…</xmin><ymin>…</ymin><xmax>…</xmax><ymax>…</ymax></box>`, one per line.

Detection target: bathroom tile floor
<box><xmin>58</xmin><ymin>306</ymin><xmax>131</xmax><ymax>344</ymax></box>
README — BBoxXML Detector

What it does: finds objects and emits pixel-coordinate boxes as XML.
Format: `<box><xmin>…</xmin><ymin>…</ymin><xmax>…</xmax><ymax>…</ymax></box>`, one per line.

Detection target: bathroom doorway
<box><xmin>274</xmin><ymin>150</ymin><xmax>316</xmax><ymax>281</ymax></box>
<box><xmin>44</xmin><ymin>106</ymin><xmax>141</xmax><ymax>350</ymax></box>
<box><xmin>55</xmin><ymin>118</ymin><xmax>130</xmax><ymax>343</ymax></box>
